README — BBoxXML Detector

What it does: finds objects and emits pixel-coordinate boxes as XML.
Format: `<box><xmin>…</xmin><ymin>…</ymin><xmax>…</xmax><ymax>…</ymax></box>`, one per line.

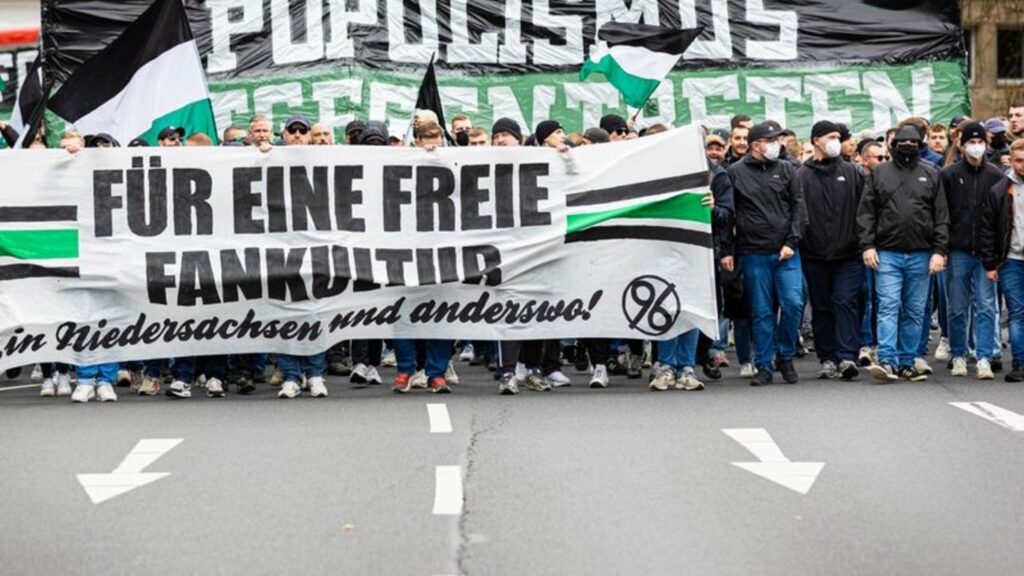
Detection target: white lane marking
<box><xmin>432</xmin><ymin>465</ymin><xmax>463</xmax><ymax>516</ymax></box>
<box><xmin>950</xmin><ymin>402</ymin><xmax>1024</xmax><ymax>432</ymax></box>
<box><xmin>722</xmin><ymin>428</ymin><xmax>824</xmax><ymax>495</ymax></box>
<box><xmin>427</xmin><ymin>403</ymin><xmax>452</xmax><ymax>434</ymax></box>
<box><xmin>77</xmin><ymin>438</ymin><xmax>183</xmax><ymax>504</ymax></box>
<box><xmin>0</xmin><ymin>384</ymin><xmax>41</xmax><ymax>392</ymax></box>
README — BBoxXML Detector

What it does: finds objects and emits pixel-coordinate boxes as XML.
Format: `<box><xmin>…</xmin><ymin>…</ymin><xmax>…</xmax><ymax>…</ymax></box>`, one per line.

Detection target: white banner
<box><xmin>0</xmin><ymin>126</ymin><xmax>717</xmax><ymax>370</ymax></box>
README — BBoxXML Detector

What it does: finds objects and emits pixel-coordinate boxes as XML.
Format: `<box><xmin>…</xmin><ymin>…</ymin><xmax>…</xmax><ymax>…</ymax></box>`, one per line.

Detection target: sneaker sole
<box><xmin>589</xmin><ymin>381</ymin><xmax>608</xmax><ymax>389</ymax></box>
<box><xmin>840</xmin><ymin>367</ymin><xmax>860</xmax><ymax>380</ymax></box>
<box><xmin>430</xmin><ymin>387</ymin><xmax>451</xmax><ymax>394</ymax></box>
<box><xmin>166</xmin><ymin>390</ymin><xmax>191</xmax><ymax>398</ymax></box>
<box><xmin>40</xmin><ymin>390</ymin><xmax>55</xmax><ymax>397</ymax></box>
<box><xmin>498</xmin><ymin>387</ymin><xmax>518</xmax><ymax>395</ymax></box>
<box><xmin>207</xmin><ymin>390</ymin><xmax>226</xmax><ymax>398</ymax></box>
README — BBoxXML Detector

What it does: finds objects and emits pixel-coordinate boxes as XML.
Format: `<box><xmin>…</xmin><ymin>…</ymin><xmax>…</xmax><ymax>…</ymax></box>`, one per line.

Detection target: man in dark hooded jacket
<box><xmin>798</xmin><ymin>121</ymin><xmax>865</xmax><ymax>381</ymax></box>
<box><xmin>858</xmin><ymin>125</ymin><xmax>949</xmax><ymax>383</ymax></box>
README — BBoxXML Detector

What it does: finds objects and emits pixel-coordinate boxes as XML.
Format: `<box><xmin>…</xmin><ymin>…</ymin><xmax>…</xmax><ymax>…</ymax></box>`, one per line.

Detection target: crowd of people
<box><xmin>3</xmin><ymin>100</ymin><xmax>1024</xmax><ymax>403</ymax></box>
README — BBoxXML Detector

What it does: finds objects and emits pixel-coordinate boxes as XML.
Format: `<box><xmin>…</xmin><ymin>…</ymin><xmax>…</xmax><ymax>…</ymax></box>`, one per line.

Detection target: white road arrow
<box><xmin>77</xmin><ymin>438</ymin><xmax>183</xmax><ymax>504</ymax></box>
<box><xmin>722</xmin><ymin>428</ymin><xmax>824</xmax><ymax>495</ymax></box>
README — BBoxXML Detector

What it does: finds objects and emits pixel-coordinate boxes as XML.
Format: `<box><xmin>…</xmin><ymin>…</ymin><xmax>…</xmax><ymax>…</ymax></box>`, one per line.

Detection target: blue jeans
<box><xmin>859</xmin><ymin>268</ymin><xmax>878</xmax><ymax>347</ymax></box>
<box><xmin>740</xmin><ymin>252</ymin><xmax>804</xmax><ymax>372</ymax></box>
<box><xmin>710</xmin><ymin>319</ymin><xmax>729</xmax><ymax>355</ymax></box>
<box><xmin>876</xmin><ymin>251</ymin><xmax>931</xmax><ymax>367</ymax></box>
<box><xmin>395</xmin><ymin>339</ymin><xmax>452</xmax><ymax>379</ymax></box>
<box><xmin>658</xmin><ymin>329</ymin><xmax>700</xmax><ymax>372</ymax></box>
<box><xmin>277</xmin><ymin>353</ymin><xmax>326</xmax><ymax>383</ymax></box>
<box><xmin>734</xmin><ymin>319</ymin><xmax>753</xmax><ymax>364</ymax></box>
<box><xmin>947</xmin><ymin>250</ymin><xmax>998</xmax><ymax>360</ymax></box>
<box><xmin>77</xmin><ymin>363</ymin><xmax>119</xmax><ymax>385</ymax></box>
<box><xmin>917</xmin><ymin>272</ymin><xmax>949</xmax><ymax>357</ymax></box>
<box><xmin>1000</xmin><ymin>259</ymin><xmax>1024</xmax><ymax>364</ymax></box>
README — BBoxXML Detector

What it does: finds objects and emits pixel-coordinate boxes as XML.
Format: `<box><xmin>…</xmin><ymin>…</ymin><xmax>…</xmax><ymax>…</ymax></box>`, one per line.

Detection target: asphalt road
<box><xmin>1</xmin><ymin>350</ymin><xmax>1022</xmax><ymax>576</ymax></box>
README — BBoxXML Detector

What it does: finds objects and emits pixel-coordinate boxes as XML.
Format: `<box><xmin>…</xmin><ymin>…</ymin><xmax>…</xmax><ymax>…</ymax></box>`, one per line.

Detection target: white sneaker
<box><xmin>935</xmin><ymin>337</ymin><xmax>951</xmax><ymax>362</ymax></box>
<box><xmin>445</xmin><ymin>362</ymin><xmax>460</xmax><ymax>385</ymax></box>
<box><xmin>30</xmin><ymin>364</ymin><xmax>42</xmax><ymax>383</ymax></box>
<box><xmin>350</xmin><ymin>363</ymin><xmax>370</xmax><ymax>384</ymax></box>
<box><xmin>56</xmin><ymin>374</ymin><xmax>73</xmax><ymax>397</ymax></box>
<box><xmin>459</xmin><ymin>344</ymin><xmax>475</xmax><ymax>362</ymax></box>
<box><xmin>914</xmin><ymin>357</ymin><xmax>933</xmax><ymax>375</ymax></box>
<box><xmin>380</xmin><ymin>350</ymin><xmax>397</xmax><ymax>367</ymax></box>
<box><xmin>196</xmin><ymin>373</ymin><xmax>207</xmax><ymax>388</ymax></box>
<box><xmin>96</xmin><ymin>384</ymin><xmax>118</xmax><ymax>402</ymax></box>
<box><xmin>410</xmin><ymin>369</ymin><xmax>428</xmax><ymax>389</ymax></box>
<box><xmin>858</xmin><ymin>347</ymin><xmax>874</xmax><ymax>366</ymax></box>
<box><xmin>545</xmin><ymin>370</ymin><xmax>572</xmax><ymax>388</ymax></box>
<box><xmin>739</xmin><ymin>363</ymin><xmax>755</xmax><ymax>379</ymax></box>
<box><xmin>166</xmin><ymin>380</ymin><xmax>192</xmax><ymax>398</ymax></box>
<box><xmin>40</xmin><ymin>378</ymin><xmax>55</xmax><ymax>397</ymax></box>
<box><xmin>951</xmin><ymin>357</ymin><xmax>968</xmax><ymax>377</ymax></box>
<box><xmin>649</xmin><ymin>366</ymin><xmax>674</xmax><ymax>391</ymax></box>
<box><xmin>116</xmin><ymin>369</ymin><xmax>132</xmax><ymax>387</ymax></box>
<box><xmin>278</xmin><ymin>380</ymin><xmax>301</xmax><ymax>398</ymax></box>
<box><xmin>675</xmin><ymin>367</ymin><xmax>705</xmax><ymax>391</ymax></box>
<box><xmin>300</xmin><ymin>374</ymin><xmax>309</xmax><ymax>391</ymax></box>
<box><xmin>269</xmin><ymin>369</ymin><xmax>285</xmax><ymax>387</ymax></box>
<box><xmin>137</xmin><ymin>375</ymin><xmax>161</xmax><ymax>396</ymax></box>
<box><xmin>514</xmin><ymin>362</ymin><xmax>529</xmax><ymax>382</ymax></box>
<box><xmin>977</xmin><ymin>358</ymin><xmax>995</xmax><ymax>380</ymax></box>
<box><xmin>589</xmin><ymin>364</ymin><xmax>609</xmax><ymax>388</ymax></box>
<box><xmin>71</xmin><ymin>383</ymin><xmax>95</xmax><ymax>403</ymax></box>
<box><xmin>309</xmin><ymin>376</ymin><xmax>328</xmax><ymax>398</ymax></box>
<box><xmin>365</xmin><ymin>365</ymin><xmax>383</xmax><ymax>385</ymax></box>
<box><xmin>206</xmin><ymin>377</ymin><xmax>226</xmax><ymax>398</ymax></box>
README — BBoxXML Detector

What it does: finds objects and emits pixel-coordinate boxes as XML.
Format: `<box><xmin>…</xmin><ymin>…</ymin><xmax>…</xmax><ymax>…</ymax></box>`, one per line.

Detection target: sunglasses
<box><xmin>164</xmin><ymin>136</ymin><xmax>180</xmax><ymax>143</ymax></box>
<box><xmin>614</xmin><ymin>128</ymin><xmax>628</xmax><ymax>136</ymax></box>
<box><xmin>867</xmin><ymin>154</ymin><xmax>890</xmax><ymax>161</ymax></box>
<box><xmin>287</xmin><ymin>125</ymin><xmax>310</xmax><ymax>135</ymax></box>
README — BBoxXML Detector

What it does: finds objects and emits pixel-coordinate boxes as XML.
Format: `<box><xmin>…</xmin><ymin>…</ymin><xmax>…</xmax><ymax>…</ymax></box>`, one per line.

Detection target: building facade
<box><xmin>963</xmin><ymin>0</ymin><xmax>1024</xmax><ymax>120</ymax></box>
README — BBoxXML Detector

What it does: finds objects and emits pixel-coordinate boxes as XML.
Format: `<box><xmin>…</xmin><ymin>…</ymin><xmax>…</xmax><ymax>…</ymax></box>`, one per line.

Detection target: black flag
<box><xmin>6</xmin><ymin>54</ymin><xmax>44</xmax><ymax>148</ymax></box>
<box><xmin>414</xmin><ymin>54</ymin><xmax>453</xmax><ymax>145</ymax></box>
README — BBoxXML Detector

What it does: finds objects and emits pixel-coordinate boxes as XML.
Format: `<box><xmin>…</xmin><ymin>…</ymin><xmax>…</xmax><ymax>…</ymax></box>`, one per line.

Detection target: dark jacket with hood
<box><xmin>940</xmin><ymin>157</ymin><xmax>1005</xmax><ymax>254</ymax></box>
<box><xmin>857</xmin><ymin>127</ymin><xmax>950</xmax><ymax>255</ymax></box>
<box><xmin>797</xmin><ymin>156</ymin><xmax>865</xmax><ymax>261</ymax></box>
<box><xmin>725</xmin><ymin>154</ymin><xmax>805</xmax><ymax>256</ymax></box>
<box><xmin>709</xmin><ymin>162</ymin><xmax>735</xmax><ymax>259</ymax></box>
<box><xmin>979</xmin><ymin>170</ymin><xmax>1020</xmax><ymax>271</ymax></box>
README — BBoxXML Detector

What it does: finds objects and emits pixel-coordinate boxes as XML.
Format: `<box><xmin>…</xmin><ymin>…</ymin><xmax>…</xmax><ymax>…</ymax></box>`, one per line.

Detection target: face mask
<box><xmin>824</xmin><ymin>139</ymin><xmax>842</xmax><ymax>159</ymax></box>
<box><xmin>763</xmin><ymin>142</ymin><xmax>781</xmax><ymax>162</ymax></box>
<box><xmin>456</xmin><ymin>131</ymin><xmax>469</xmax><ymax>146</ymax></box>
<box><xmin>964</xmin><ymin>143</ymin><xmax>987</xmax><ymax>160</ymax></box>
<box><xmin>894</xmin><ymin>142</ymin><xmax>920</xmax><ymax>166</ymax></box>
<box><xmin>992</xmin><ymin>134</ymin><xmax>1007</xmax><ymax>150</ymax></box>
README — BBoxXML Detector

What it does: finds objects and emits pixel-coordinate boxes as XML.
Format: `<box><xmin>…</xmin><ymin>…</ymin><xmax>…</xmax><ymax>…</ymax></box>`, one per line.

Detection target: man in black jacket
<box><xmin>858</xmin><ymin>125</ymin><xmax>949</xmax><ymax>383</ymax></box>
<box><xmin>725</xmin><ymin>123</ymin><xmax>805</xmax><ymax>386</ymax></box>
<box><xmin>940</xmin><ymin>122</ymin><xmax>1006</xmax><ymax>380</ymax></box>
<box><xmin>798</xmin><ymin>121</ymin><xmax>865</xmax><ymax>381</ymax></box>
<box><xmin>979</xmin><ymin>139</ymin><xmax>1024</xmax><ymax>382</ymax></box>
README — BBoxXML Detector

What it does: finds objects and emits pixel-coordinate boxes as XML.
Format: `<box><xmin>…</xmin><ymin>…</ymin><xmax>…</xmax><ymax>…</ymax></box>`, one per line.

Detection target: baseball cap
<box><xmin>157</xmin><ymin>126</ymin><xmax>185</xmax><ymax>141</ymax></box>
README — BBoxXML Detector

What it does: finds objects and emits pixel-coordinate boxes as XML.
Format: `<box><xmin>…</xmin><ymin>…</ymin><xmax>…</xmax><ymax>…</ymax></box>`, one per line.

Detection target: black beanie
<box><xmin>534</xmin><ymin>120</ymin><xmax>562</xmax><ymax>145</ymax></box>
<box><xmin>491</xmin><ymin>117</ymin><xmax>523</xmax><ymax>143</ymax></box>
<box><xmin>959</xmin><ymin>121</ymin><xmax>987</xmax><ymax>146</ymax></box>
<box><xmin>811</xmin><ymin>120</ymin><xmax>841</xmax><ymax>140</ymax></box>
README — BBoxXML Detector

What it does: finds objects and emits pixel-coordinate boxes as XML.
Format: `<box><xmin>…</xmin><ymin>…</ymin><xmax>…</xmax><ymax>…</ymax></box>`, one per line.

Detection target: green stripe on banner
<box><xmin>566</xmin><ymin>192</ymin><xmax>710</xmax><ymax>234</ymax></box>
<box><xmin>0</xmin><ymin>229</ymin><xmax>79</xmax><ymax>259</ymax></box>
<box><xmin>580</xmin><ymin>54</ymin><xmax>662</xmax><ymax>109</ymax></box>
<box><xmin>138</xmin><ymin>98</ymin><xmax>219</xmax><ymax>146</ymax></box>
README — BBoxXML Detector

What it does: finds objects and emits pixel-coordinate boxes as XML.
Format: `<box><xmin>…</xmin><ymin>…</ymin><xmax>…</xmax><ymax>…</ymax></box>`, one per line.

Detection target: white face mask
<box><xmin>824</xmin><ymin>139</ymin><xmax>842</xmax><ymax>159</ymax></box>
<box><xmin>965</xmin><ymin>143</ymin><xmax>987</xmax><ymax>160</ymax></box>
<box><xmin>763</xmin><ymin>142</ymin><xmax>781</xmax><ymax>161</ymax></box>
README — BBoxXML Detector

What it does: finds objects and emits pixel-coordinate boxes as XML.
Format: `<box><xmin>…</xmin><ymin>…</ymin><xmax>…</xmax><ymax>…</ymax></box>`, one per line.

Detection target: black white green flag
<box><xmin>580</xmin><ymin>23</ymin><xmax>703</xmax><ymax>109</ymax></box>
<box><xmin>48</xmin><ymin>0</ymin><xmax>217</xmax><ymax>145</ymax></box>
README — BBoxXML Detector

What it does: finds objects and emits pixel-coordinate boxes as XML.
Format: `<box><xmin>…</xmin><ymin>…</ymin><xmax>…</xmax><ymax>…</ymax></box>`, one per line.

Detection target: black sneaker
<box><xmin>779</xmin><ymin>360</ymin><xmax>799</xmax><ymax>384</ymax></box>
<box><xmin>868</xmin><ymin>363</ymin><xmax>899</xmax><ymax>383</ymax></box>
<box><xmin>235</xmin><ymin>374</ymin><xmax>256</xmax><ymax>394</ymax></box>
<box><xmin>898</xmin><ymin>366</ymin><xmax>928</xmax><ymax>382</ymax></box>
<box><xmin>1006</xmin><ymin>363</ymin><xmax>1024</xmax><ymax>383</ymax></box>
<box><xmin>751</xmin><ymin>369</ymin><xmax>773</xmax><ymax>387</ymax></box>
<box><xmin>607</xmin><ymin>358</ymin><xmax>627</xmax><ymax>376</ymax></box>
<box><xmin>573</xmin><ymin>347</ymin><xmax>590</xmax><ymax>372</ymax></box>
<box><xmin>990</xmin><ymin>358</ymin><xmax>1004</xmax><ymax>373</ymax></box>
<box><xmin>626</xmin><ymin>355</ymin><xmax>642</xmax><ymax>379</ymax></box>
<box><xmin>838</xmin><ymin>360</ymin><xmax>860</xmax><ymax>381</ymax></box>
<box><xmin>701</xmin><ymin>361</ymin><xmax>722</xmax><ymax>380</ymax></box>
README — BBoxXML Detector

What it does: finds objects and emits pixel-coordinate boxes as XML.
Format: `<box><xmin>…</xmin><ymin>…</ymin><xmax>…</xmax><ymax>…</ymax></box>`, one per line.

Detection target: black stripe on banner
<box><xmin>567</xmin><ymin>171</ymin><xmax>708</xmax><ymax>207</ymax></box>
<box><xmin>0</xmin><ymin>264</ymin><xmax>80</xmax><ymax>282</ymax></box>
<box><xmin>598</xmin><ymin>22</ymin><xmax>704</xmax><ymax>55</ymax></box>
<box><xmin>48</xmin><ymin>0</ymin><xmax>192</xmax><ymax>123</ymax></box>
<box><xmin>566</xmin><ymin>226</ymin><xmax>713</xmax><ymax>248</ymax></box>
<box><xmin>0</xmin><ymin>206</ymin><xmax>78</xmax><ymax>222</ymax></box>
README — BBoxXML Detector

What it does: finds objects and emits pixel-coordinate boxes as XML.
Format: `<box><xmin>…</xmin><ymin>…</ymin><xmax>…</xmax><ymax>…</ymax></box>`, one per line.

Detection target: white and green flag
<box><xmin>581</xmin><ymin>23</ymin><xmax>703</xmax><ymax>109</ymax></box>
<box><xmin>48</xmin><ymin>0</ymin><xmax>217</xmax><ymax>146</ymax></box>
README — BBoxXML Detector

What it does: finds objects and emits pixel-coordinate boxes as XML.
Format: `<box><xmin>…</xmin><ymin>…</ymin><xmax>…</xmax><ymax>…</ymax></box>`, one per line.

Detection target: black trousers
<box><xmin>803</xmin><ymin>257</ymin><xmax>864</xmax><ymax>363</ymax></box>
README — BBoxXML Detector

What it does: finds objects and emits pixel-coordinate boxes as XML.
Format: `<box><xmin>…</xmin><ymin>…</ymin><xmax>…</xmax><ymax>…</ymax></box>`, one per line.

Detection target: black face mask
<box><xmin>992</xmin><ymin>133</ymin><xmax>1007</xmax><ymax>150</ymax></box>
<box><xmin>456</xmin><ymin>131</ymin><xmax>469</xmax><ymax>146</ymax></box>
<box><xmin>894</xmin><ymin>142</ymin><xmax>920</xmax><ymax>166</ymax></box>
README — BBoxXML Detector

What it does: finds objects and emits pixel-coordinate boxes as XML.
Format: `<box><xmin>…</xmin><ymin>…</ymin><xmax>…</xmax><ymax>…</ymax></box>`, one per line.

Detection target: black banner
<box><xmin>42</xmin><ymin>0</ymin><xmax>964</xmax><ymax>82</ymax></box>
